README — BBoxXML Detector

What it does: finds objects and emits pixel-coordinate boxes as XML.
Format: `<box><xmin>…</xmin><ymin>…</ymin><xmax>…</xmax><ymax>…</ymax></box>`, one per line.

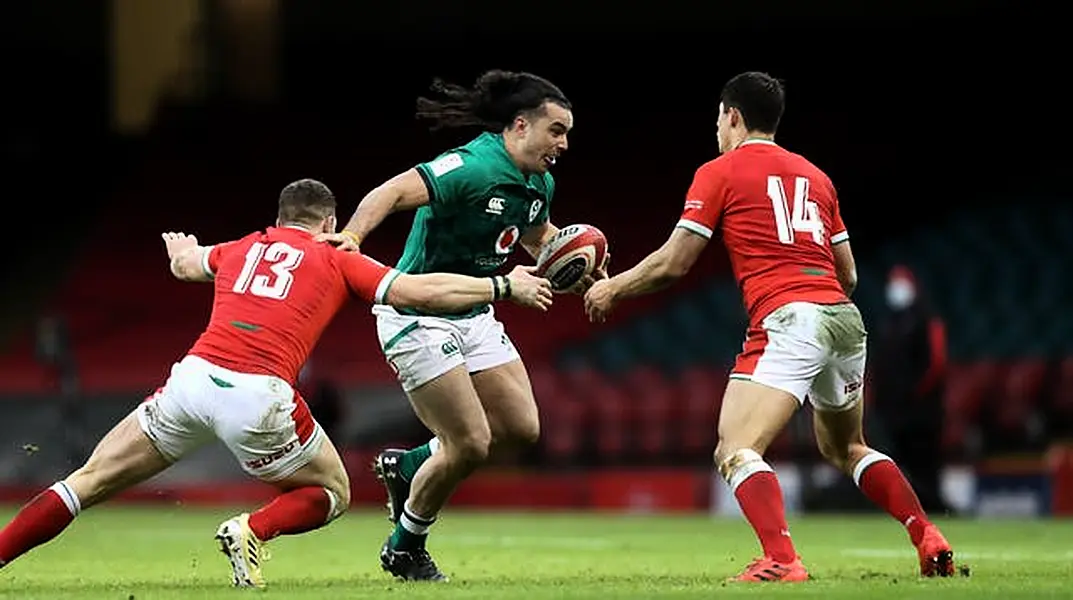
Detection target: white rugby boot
<box><xmin>215</xmin><ymin>513</ymin><xmax>266</xmax><ymax>588</ymax></box>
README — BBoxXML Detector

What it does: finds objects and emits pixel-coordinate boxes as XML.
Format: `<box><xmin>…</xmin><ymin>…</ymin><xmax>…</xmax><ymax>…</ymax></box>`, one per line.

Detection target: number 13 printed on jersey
<box><xmin>767</xmin><ymin>175</ymin><xmax>824</xmax><ymax>245</ymax></box>
<box><xmin>233</xmin><ymin>242</ymin><xmax>305</xmax><ymax>299</ymax></box>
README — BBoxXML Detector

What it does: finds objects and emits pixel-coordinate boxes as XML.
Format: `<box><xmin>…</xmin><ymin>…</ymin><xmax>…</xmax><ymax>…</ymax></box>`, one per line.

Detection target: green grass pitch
<box><xmin>1</xmin><ymin>505</ymin><xmax>1070</xmax><ymax>599</ymax></box>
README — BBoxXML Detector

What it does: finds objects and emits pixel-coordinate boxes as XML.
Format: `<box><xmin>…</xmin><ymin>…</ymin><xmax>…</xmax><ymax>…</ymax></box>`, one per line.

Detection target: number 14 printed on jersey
<box><xmin>767</xmin><ymin>175</ymin><xmax>824</xmax><ymax>245</ymax></box>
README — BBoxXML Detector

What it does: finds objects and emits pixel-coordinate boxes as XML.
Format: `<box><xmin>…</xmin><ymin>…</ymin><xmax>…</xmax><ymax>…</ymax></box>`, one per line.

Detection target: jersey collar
<box><xmin>270</xmin><ymin>225</ymin><xmax>313</xmax><ymax>237</ymax></box>
<box><xmin>739</xmin><ymin>139</ymin><xmax>778</xmax><ymax>148</ymax></box>
<box><xmin>484</xmin><ymin>132</ymin><xmax>539</xmax><ymax>184</ymax></box>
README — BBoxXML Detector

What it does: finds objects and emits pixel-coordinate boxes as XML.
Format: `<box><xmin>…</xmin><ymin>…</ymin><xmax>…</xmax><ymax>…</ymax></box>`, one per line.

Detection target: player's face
<box><xmin>518</xmin><ymin>101</ymin><xmax>573</xmax><ymax>173</ymax></box>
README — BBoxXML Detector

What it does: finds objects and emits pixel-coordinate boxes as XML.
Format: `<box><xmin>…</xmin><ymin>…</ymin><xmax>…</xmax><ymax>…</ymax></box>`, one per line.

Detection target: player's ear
<box><xmin>512</xmin><ymin>114</ymin><xmax>529</xmax><ymax>135</ymax></box>
<box><xmin>730</xmin><ymin>107</ymin><xmax>744</xmax><ymax>129</ymax></box>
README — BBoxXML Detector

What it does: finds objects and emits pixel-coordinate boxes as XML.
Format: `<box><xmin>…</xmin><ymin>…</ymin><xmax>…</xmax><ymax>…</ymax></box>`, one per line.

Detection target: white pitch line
<box><xmin>843</xmin><ymin>548</ymin><xmax>1073</xmax><ymax>562</ymax></box>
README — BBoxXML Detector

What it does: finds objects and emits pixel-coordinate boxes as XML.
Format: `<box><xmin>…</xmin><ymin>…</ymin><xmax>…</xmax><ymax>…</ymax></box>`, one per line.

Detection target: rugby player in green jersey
<box><xmin>321</xmin><ymin>70</ymin><xmax>607</xmax><ymax>581</ymax></box>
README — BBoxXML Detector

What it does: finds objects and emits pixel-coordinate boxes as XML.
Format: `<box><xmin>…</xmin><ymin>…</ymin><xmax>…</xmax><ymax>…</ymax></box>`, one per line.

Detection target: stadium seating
<box><xmin>0</xmin><ymin>110</ymin><xmax>1068</xmax><ymax>467</ymax></box>
<box><xmin>551</xmin><ymin>201</ymin><xmax>1073</xmax><ymax>463</ymax></box>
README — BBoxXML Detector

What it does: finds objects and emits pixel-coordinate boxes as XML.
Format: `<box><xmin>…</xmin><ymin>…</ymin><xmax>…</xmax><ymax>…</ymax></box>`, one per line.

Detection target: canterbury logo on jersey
<box><xmin>486</xmin><ymin>197</ymin><xmax>506</xmax><ymax>215</ymax></box>
<box><xmin>684</xmin><ymin>200</ymin><xmax>704</xmax><ymax>210</ymax></box>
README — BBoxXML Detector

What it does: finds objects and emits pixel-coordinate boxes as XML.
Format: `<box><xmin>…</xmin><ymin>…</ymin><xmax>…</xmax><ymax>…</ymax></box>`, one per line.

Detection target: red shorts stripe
<box><xmin>732</xmin><ymin>326</ymin><xmax>769</xmax><ymax>376</ymax></box>
<box><xmin>290</xmin><ymin>392</ymin><xmax>316</xmax><ymax>445</ymax></box>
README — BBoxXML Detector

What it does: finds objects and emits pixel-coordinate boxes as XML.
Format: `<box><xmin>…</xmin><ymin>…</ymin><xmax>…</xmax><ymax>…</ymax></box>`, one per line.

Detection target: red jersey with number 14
<box><xmin>187</xmin><ymin>226</ymin><xmax>399</xmax><ymax>384</ymax></box>
<box><xmin>677</xmin><ymin>140</ymin><xmax>849</xmax><ymax>326</ymax></box>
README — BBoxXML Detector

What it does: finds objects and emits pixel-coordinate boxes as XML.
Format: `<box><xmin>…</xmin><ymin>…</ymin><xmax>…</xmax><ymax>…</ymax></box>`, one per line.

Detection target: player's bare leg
<box><xmin>374</xmin><ymin>359</ymin><xmax>536</xmax><ymax>533</ymax></box>
<box><xmin>0</xmin><ymin>411</ymin><xmax>170</xmax><ymax>568</ymax></box>
<box><xmin>216</xmin><ymin>436</ymin><xmax>351</xmax><ymax>588</ymax></box>
<box><xmin>715</xmin><ymin>379</ymin><xmax>809</xmax><ymax>583</ymax></box>
<box><xmin>379</xmin><ymin>365</ymin><xmax>491</xmax><ymax>581</ymax></box>
<box><xmin>471</xmin><ymin>359</ymin><xmax>541</xmax><ymax>454</ymax></box>
<box><xmin>813</xmin><ymin>401</ymin><xmax>955</xmax><ymax>577</ymax></box>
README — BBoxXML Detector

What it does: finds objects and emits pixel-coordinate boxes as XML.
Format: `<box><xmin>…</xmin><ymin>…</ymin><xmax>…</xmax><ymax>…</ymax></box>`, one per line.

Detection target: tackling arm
<box><xmin>605</xmin><ymin>227</ymin><xmax>708</xmax><ymax>299</ymax></box>
<box><xmin>341</xmin><ymin>169</ymin><xmax>430</xmax><ymax>246</ymax></box>
<box><xmin>385</xmin><ymin>273</ymin><xmax>498</xmax><ymax>313</ymax></box>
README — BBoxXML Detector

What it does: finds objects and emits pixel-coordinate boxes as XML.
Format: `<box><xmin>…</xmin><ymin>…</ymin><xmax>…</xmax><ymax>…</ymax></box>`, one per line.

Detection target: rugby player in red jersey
<box><xmin>585</xmin><ymin>73</ymin><xmax>954</xmax><ymax>582</ymax></box>
<box><xmin>0</xmin><ymin>179</ymin><xmax>552</xmax><ymax>588</ymax></box>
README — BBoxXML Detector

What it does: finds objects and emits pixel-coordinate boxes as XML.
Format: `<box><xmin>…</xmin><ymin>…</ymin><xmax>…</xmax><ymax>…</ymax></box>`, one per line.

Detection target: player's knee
<box><xmin>443</xmin><ymin>429</ymin><xmax>492</xmax><ymax>473</ymax></box>
<box><xmin>329</xmin><ymin>469</ymin><xmax>351</xmax><ymax>514</ymax></box>
<box><xmin>498</xmin><ymin>414</ymin><xmax>540</xmax><ymax>447</ymax></box>
<box><xmin>713</xmin><ymin>433</ymin><xmax>767</xmax><ymax>466</ymax></box>
<box><xmin>323</xmin><ymin>483</ymin><xmax>350</xmax><ymax>523</ymax></box>
<box><xmin>517</xmin><ymin>417</ymin><xmax>540</xmax><ymax>446</ymax></box>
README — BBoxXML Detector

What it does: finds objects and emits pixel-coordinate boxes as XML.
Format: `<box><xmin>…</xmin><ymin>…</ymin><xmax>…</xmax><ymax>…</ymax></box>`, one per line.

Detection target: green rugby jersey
<box><xmin>396</xmin><ymin>132</ymin><xmax>554</xmax><ymax>317</ymax></box>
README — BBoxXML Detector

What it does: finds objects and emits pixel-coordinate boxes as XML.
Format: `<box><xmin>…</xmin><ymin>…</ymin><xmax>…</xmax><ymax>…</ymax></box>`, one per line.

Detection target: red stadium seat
<box><xmin>622</xmin><ymin>366</ymin><xmax>674</xmax><ymax>461</ymax></box>
<box><xmin>996</xmin><ymin>360</ymin><xmax>1049</xmax><ymax>433</ymax></box>
<box><xmin>942</xmin><ymin>361</ymin><xmax>998</xmax><ymax>455</ymax></box>
<box><xmin>675</xmin><ymin>366</ymin><xmax>725</xmax><ymax>459</ymax></box>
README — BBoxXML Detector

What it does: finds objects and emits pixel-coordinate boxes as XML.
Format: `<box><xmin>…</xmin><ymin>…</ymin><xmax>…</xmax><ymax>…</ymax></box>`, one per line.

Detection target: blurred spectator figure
<box><xmin>870</xmin><ymin>265</ymin><xmax>951</xmax><ymax>513</ymax></box>
<box><xmin>35</xmin><ymin>315</ymin><xmax>78</xmax><ymax>395</ymax></box>
<box><xmin>298</xmin><ymin>363</ymin><xmax>346</xmax><ymax>443</ymax></box>
<box><xmin>35</xmin><ymin>315</ymin><xmax>88</xmax><ymax>467</ymax></box>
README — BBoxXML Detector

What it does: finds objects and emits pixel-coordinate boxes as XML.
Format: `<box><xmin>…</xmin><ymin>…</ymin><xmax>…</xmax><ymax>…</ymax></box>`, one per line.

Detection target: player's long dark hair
<box><xmin>416</xmin><ymin>70</ymin><xmax>571</xmax><ymax>132</ymax></box>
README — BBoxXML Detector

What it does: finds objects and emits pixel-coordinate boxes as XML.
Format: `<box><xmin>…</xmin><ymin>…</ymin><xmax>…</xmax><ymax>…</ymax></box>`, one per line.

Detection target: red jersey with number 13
<box><xmin>677</xmin><ymin>140</ymin><xmax>850</xmax><ymax>326</ymax></box>
<box><xmin>187</xmin><ymin>226</ymin><xmax>398</xmax><ymax>384</ymax></box>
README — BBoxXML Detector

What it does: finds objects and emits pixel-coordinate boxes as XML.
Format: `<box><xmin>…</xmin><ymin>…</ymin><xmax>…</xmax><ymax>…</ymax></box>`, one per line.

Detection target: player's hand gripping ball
<box><xmin>534</xmin><ymin>224</ymin><xmax>609</xmax><ymax>293</ymax></box>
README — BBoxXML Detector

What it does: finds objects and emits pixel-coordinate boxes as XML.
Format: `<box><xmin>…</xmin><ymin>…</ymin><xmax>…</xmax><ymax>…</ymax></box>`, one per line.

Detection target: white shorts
<box><xmin>136</xmin><ymin>355</ymin><xmax>325</xmax><ymax>481</ymax></box>
<box><xmin>373</xmin><ymin>305</ymin><xmax>521</xmax><ymax>393</ymax></box>
<box><xmin>731</xmin><ymin>302</ymin><xmax>867</xmax><ymax>411</ymax></box>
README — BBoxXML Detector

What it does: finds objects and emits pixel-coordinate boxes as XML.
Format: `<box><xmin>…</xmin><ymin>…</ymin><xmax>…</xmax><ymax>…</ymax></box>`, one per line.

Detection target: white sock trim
<box><xmin>723</xmin><ymin>449</ymin><xmax>775</xmax><ymax>493</ymax></box>
<box><xmin>49</xmin><ymin>481</ymin><xmax>81</xmax><ymax>516</ymax></box>
<box><xmin>427</xmin><ymin>437</ymin><xmax>441</xmax><ymax>455</ymax></box>
<box><xmin>323</xmin><ymin>488</ymin><xmax>344</xmax><ymax>523</ymax></box>
<box><xmin>400</xmin><ymin>500</ymin><xmax>435</xmax><ymax>535</ymax></box>
<box><xmin>852</xmin><ymin>451</ymin><xmax>893</xmax><ymax>486</ymax></box>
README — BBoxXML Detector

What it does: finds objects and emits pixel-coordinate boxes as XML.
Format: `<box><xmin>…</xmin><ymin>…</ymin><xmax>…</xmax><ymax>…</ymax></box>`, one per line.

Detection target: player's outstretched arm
<box><xmin>161</xmin><ymin>232</ymin><xmax>212</xmax><ymax>282</ymax></box>
<box><xmin>606</xmin><ymin>228</ymin><xmax>705</xmax><ymax>297</ymax></box>
<box><xmin>386</xmin><ymin>266</ymin><xmax>553</xmax><ymax>313</ymax></box>
<box><xmin>325</xmin><ymin>169</ymin><xmax>430</xmax><ymax>250</ymax></box>
<box><xmin>584</xmin><ymin>228</ymin><xmax>706</xmax><ymax>322</ymax></box>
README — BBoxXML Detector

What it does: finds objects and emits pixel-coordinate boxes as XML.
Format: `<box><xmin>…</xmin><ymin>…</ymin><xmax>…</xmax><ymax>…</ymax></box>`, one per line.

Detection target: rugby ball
<box><xmin>534</xmin><ymin>224</ymin><xmax>608</xmax><ymax>292</ymax></box>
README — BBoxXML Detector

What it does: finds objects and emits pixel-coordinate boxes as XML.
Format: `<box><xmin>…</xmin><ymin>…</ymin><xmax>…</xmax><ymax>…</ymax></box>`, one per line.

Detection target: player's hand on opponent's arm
<box><xmin>583</xmin><ymin>278</ymin><xmax>618</xmax><ymax>323</ymax></box>
<box><xmin>314</xmin><ymin>231</ymin><xmax>361</xmax><ymax>252</ymax></box>
<box><xmin>505</xmin><ymin>265</ymin><xmax>554</xmax><ymax>311</ymax></box>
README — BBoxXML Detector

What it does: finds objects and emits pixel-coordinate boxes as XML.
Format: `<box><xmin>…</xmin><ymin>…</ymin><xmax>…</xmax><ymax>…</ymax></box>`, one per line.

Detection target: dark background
<box><xmin>0</xmin><ymin>2</ymin><xmax>1068</xmax><ymax>502</ymax></box>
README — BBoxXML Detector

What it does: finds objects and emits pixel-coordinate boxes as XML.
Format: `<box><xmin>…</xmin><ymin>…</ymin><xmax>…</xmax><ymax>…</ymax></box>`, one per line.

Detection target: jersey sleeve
<box><xmin>676</xmin><ymin>162</ymin><xmax>725</xmax><ymax>239</ymax></box>
<box><xmin>202</xmin><ymin>240</ymin><xmax>241</xmax><ymax>280</ymax></box>
<box><xmin>339</xmin><ymin>252</ymin><xmax>401</xmax><ymax>304</ymax></box>
<box><xmin>414</xmin><ymin>151</ymin><xmax>485</xmax><ymax>217</ymax></box>
<box><xmin>829</xmin><ymin>182</ymin><xmax>849</xmax><ymax>245</ymax></box>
